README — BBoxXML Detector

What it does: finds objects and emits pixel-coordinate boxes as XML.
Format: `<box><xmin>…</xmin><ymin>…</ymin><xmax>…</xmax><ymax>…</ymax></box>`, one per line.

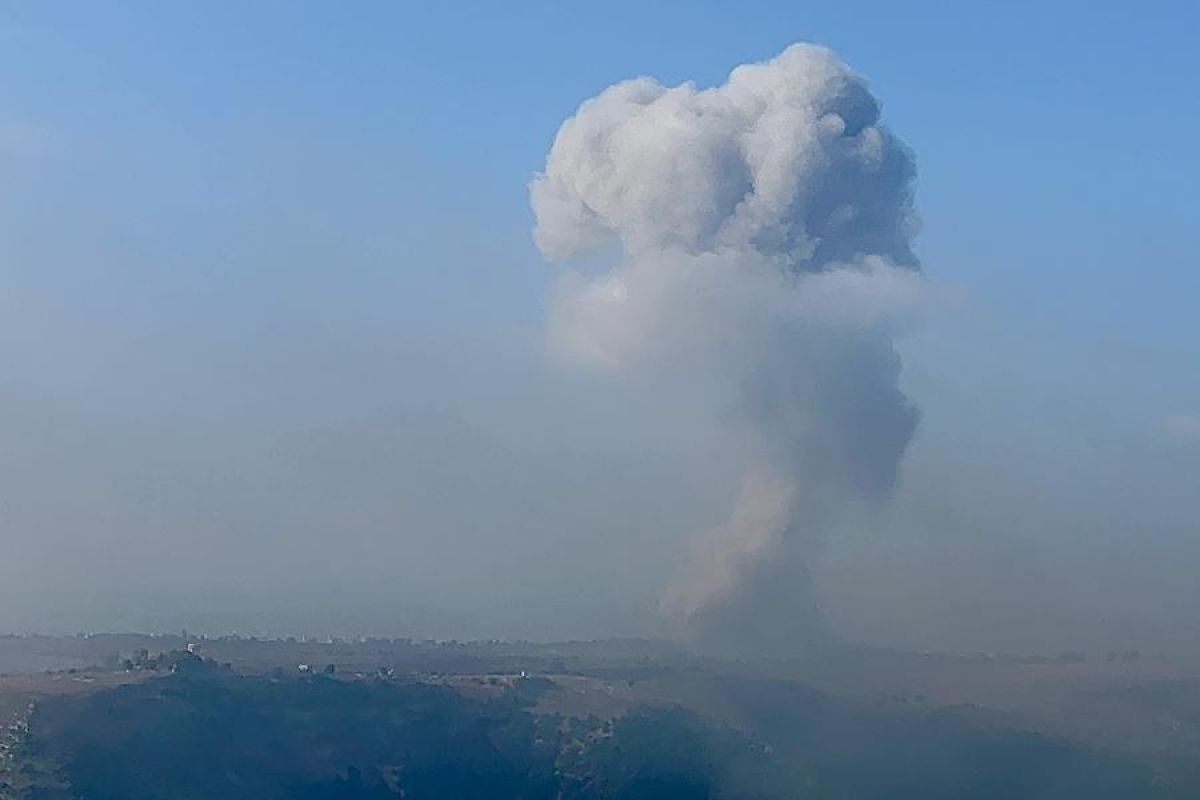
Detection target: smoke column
<box><xmin>531</xmin><ymin>44</ymin><xmax>925</xmax><ymax>655</ymax></box>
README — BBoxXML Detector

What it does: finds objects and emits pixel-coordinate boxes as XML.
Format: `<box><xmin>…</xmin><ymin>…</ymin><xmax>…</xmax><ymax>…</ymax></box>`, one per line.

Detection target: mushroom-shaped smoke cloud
<box><xmin>532</xmin><ymin>44</ymin><xmax>926</xmax><ymax>656</ymax></box>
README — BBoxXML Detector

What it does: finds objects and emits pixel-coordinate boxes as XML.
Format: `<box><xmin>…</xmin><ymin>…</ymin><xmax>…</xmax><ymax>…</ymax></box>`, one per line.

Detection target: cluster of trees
<box><xmin>113</xmin><ymin>648</ymin><xmax>234</xmax><ymax>675</ymax></box>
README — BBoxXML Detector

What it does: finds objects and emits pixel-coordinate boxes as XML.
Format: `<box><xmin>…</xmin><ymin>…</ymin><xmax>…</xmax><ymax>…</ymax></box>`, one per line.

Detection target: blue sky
<box><xmin>3</xmin><ymin>1</ymin><xmax>1197</xmax><ymax>335</ymax></box>
<box><xmin>0</xmin><ymin>2</ymin><xmax>1198</xmax><ymax>648</ymax></box>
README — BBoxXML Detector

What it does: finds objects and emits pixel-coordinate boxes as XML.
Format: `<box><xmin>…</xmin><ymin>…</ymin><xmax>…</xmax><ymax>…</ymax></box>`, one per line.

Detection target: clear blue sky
<box><xmin>0</xmin><ymin>2</ymin><xmax>1197</xmax><ymax>648</ymax></box>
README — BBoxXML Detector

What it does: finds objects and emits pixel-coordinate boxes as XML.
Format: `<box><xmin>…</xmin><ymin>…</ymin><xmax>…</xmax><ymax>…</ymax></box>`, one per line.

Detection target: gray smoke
<box><xmin>531</xmin><ymin>44</ymin><xmax>926</xmax><ymax>655</ymax></box>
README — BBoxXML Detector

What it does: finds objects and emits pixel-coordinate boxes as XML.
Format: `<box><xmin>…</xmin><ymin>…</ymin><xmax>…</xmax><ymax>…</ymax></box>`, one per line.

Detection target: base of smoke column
<box><xmin>674</xmin><ymin>562</ymin><xmax>837</xmax><ymax>660</ymax></box>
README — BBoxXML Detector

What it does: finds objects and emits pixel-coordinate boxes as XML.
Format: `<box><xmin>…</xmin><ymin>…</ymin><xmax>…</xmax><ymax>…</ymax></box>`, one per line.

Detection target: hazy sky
<box><xmin>1</xmin><ymin>1</ymin><xmax>1198</xmax><ymax>653</ymax></box>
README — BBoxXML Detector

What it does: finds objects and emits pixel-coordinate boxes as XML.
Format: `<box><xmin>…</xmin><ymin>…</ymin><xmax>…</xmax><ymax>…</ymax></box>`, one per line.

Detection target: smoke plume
<box><xmin>531</xmin><ymin>44</ymin><xmax>925</xmax><ymax>655</ymax></box>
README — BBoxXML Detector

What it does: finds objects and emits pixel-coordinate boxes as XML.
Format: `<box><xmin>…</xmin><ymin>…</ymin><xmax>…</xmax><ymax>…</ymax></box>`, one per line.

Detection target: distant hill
<box><xmin>2</xmin><ymin>651</ymin><xmax>1174</xmax><ymax>800</ymax></box>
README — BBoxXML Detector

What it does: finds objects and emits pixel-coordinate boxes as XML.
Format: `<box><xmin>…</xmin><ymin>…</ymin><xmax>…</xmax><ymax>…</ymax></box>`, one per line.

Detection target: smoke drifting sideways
<box><xmin>531</xmin><ymin>44</ymin><xmax>928</xmax><ymax>657</ymax></box>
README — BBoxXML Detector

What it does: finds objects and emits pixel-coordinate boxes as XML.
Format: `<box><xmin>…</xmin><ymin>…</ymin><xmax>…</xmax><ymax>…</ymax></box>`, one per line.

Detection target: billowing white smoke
<box><xmin>531</xmin><ymin>44</ymin><xmax>925</xmax><ymax>655</ymax></box>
